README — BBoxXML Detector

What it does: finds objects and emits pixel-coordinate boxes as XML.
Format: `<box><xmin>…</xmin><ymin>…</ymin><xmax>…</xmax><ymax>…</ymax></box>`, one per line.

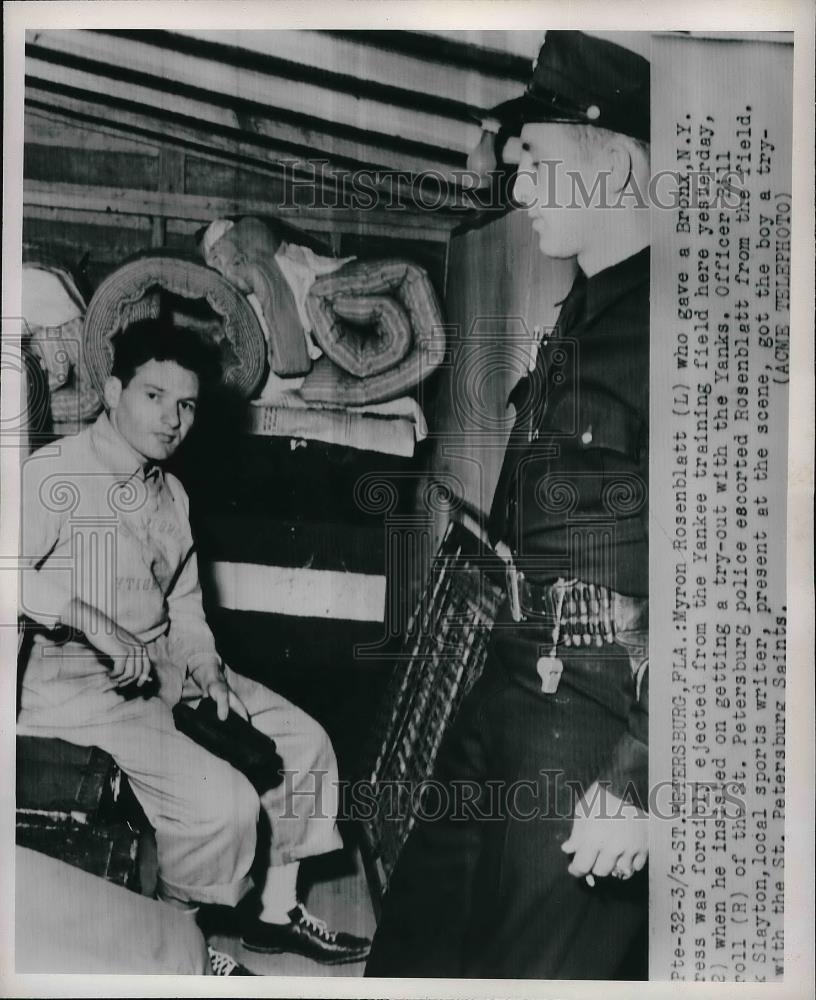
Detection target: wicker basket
<box><xmin>361</xmin><ymin>520</ymin><xmax>505</xmax><ymax>895</ymax></box>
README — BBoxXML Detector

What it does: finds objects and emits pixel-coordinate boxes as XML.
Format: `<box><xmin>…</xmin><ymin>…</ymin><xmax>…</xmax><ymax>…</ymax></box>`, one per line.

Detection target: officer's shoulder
<box><xmin>598</xmin><ymin>279</ymin><xmax>649</xmax><ymax>335</ymax></box>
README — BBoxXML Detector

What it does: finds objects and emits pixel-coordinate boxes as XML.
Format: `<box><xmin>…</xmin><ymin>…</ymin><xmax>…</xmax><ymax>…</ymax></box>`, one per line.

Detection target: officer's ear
<box><xmin>604</xmin><ymin>140</ymin><xmax>634</xmax><ymax>198</ymax></box>
<box><xmin>103</xmin><ymin>375</ymin><xmax>123</xmax><ymax>412</ymax></box>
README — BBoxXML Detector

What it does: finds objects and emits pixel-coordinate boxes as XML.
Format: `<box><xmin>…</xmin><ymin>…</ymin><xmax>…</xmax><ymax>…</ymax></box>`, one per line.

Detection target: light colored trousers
<box><xmin>17</xmin><ymin>635</ymin><xmax>342</xmax><ymax>907</ymax></box>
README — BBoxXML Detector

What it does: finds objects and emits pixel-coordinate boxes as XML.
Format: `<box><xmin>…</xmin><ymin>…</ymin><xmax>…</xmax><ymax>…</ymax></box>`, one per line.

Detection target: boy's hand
<box><xmin>66</xmin><ymin>599</ymin><xmax>151</xmax><ymax>687</ymax></box>
<box><xmin>188</xmin><ymin>658</ymin><xmax>249</xmax><ymax>721</ymax></box>
<box><xmin>99</xmin><ymin>627</ymin><xmax>152</xmax><ymax>688</ymax></box>
<box><xmin>561</xmin><ymin>781</ymin><xmax>648</xmax><ymax>880</ymax></box>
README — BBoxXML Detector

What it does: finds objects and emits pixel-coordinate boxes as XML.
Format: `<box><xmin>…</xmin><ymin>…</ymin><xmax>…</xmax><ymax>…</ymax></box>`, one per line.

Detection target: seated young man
<box><xmin>18</xmin><ymin>318</ymin><xmax>370</xmax><ymax>969</ymax></box>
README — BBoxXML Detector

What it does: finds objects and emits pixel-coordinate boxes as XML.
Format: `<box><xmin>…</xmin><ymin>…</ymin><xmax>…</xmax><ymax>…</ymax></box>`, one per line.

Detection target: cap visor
<box><xmin>479</xmin><ymin>93</ymin><xmax>586</xmax><ymax>133</ymax></box>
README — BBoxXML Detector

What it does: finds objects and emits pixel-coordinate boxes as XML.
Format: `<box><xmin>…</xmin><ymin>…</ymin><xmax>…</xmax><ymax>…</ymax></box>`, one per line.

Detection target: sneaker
<box><xmin>241</xmin><ymin>903</ymin><xmax>371</xmax><ymax>965</ymax></box>
<box><xmin>207</xmin><ymin>945</ymin><xmax>255</xmax><ymax>976</ymax></box>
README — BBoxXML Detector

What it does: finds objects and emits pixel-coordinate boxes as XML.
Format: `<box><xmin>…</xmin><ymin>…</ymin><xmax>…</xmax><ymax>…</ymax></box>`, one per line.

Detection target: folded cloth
<box><xmin>203</xmin><ymin>217</ymin><xmax>312</xmax><ymax>377</ymax></box>
<box><xmin>22</xmin><ymin>264</ymin><xmax>85</xmax><ymax>328</ymax></box>
<box><xmin>23</xmin><ymin>265</ymin><xmax>102</xmax><ymax>427</ymax></box>
<box><xmin>249</xmin><ymin>389</ymin><xmax>428</xmax><ymax>441</ymax></box>
<box><xmin>247</xmin><ymin>402</ymin><xmax>422</xmax><ymax>457</ymax></box>
<box><xmin>350</xmin><ymin>396</ymin><xmax>429</xmax><ymax>441</ymax></box>
<box><xmin>23</xmin><ymin>265</ymin><xmax>85</xmax><ymax>392</ymax></box>
<box><xmin>202</xmin><ymin>220</ymin><xmax>353</xmax><ymax>362</ymax></box>
<box><xmin>202</xmin><ymin>218</ymin><xmax>355</xmax><ymax>376</ymax></box>
<box><xmin>29</xmin><ymin>316</ymin><xmax>102</xmax><ymax>425</ymax></box>
<box><xmin>275</xmin><ymin>242</ymin><xmax>355</xmax><ymax>355</ymax></box>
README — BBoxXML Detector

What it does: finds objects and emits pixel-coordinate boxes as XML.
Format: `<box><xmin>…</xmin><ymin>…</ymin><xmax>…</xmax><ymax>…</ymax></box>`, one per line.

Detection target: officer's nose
<box><xmin>512</xmin><ymin>155</ymin><xmax>537</xmax><ymax>208</ymax></box>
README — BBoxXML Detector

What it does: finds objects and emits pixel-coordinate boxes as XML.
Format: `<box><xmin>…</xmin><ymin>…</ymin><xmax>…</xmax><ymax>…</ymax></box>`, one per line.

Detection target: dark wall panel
<box><xmin>24</xmin><ymin>144</ymin><xmax>159</xmax><ymax>190</ymax></box>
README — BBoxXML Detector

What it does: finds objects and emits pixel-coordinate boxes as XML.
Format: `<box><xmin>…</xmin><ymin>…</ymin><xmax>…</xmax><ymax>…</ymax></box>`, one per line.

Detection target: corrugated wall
<box><xmin>25</xmin><ymin>29</ymin><xmax>537</xmax><ymax>204</ymax></box>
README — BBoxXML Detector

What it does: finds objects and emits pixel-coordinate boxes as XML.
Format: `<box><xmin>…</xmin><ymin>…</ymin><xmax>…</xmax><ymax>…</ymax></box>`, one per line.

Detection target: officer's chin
<box><xmin>534</xmin><ymin>230</ymin><xmax>572</xmax><ymax>259</ymax></box>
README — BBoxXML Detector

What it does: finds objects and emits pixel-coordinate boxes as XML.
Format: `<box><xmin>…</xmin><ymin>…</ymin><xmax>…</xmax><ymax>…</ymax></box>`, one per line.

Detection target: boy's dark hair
<box><xmin>110</xmin><ymin>318</ymin><xmax>222</xmax><ymax>389</ymax></box>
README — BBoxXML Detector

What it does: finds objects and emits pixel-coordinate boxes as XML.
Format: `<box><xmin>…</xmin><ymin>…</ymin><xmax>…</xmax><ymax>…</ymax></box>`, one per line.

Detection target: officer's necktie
<box><xmin>487</xmin><ymin>272</ymin><xmax>588</xmax><ymax>547</ymax></box>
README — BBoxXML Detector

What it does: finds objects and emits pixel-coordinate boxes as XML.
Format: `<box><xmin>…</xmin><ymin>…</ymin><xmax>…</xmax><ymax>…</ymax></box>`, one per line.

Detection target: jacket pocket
<box><xmin>547</xmin><ymin>384</ymin><xmax>645</xmax><ymax>463</ymax></box>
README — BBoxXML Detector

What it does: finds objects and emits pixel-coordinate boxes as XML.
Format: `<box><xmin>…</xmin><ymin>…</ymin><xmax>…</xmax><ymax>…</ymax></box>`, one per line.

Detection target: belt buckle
<box><xmin>496</xmin><ymin>542</ymin><xmax>525</xmax><ymax>623</ymax></box>
<box><xmin>534</xmin><ymin>578</ymin><xmax>569</xmax><ymax>693</ymax></box>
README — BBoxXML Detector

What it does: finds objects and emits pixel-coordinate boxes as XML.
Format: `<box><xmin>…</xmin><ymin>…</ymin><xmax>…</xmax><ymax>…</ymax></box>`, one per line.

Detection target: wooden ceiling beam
<box><xmin>23</xmin><ymin>181</ymin><xmax>459</xmax><ymax>243</ymax></box>
<box><xmin>28</xmin><ymin>30</ymin><xmax>481</xmax><ymax>158</ymax></box>
<box><xmin>25</xmin><ymin>82</ymin><xmax>472</xmax><ymax>212</ymax></box>
<box><xmin>101</xmin><ymin>29</ymin><xmax>487</xmax><ymax>124</ymax></box>
<box><xmin>25</xmin><ymin>56</ymin><xmax>468</xmax><ymax>183</ymax></box>
<box><xmin>319</xmin><ymin>30</ymin><xmax>532</xmax><ymax>79</ymax></box>
<box><xmin>178</xmin><ymin>29</ymin><xmax>524</xmax><ymax>111</ymax></box>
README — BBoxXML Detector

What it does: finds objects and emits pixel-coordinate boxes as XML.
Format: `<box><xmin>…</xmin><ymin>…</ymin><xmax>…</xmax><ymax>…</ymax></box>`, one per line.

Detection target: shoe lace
<box><xmin>208</xmin><ymin>946</ymin><xmax>239</xmax><ymax>976</ymax></box>
<box><xmin>297</xmin><ymin>907</ymin><xmax>338</xmax><ymax>942</ymax></box>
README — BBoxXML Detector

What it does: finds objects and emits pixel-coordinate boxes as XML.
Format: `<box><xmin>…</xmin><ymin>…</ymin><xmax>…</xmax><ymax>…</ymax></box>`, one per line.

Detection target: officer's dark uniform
<box><xmin>366</xmin><ymin>33</ymin><xmax>650</xmax><ymax>980</ymax></box>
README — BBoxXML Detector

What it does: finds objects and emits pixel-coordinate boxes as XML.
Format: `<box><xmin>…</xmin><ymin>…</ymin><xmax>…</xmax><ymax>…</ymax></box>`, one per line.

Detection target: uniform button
<box><xmin>581</xmin><ymin>426</ymin><xmax>593</xmax><ymax>445</ymax></box>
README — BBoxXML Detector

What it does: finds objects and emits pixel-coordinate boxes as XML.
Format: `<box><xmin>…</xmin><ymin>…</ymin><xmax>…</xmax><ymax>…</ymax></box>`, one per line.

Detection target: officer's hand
<box><xmin>561</xmin><ymin>780</ymin><xmax>648</xmax><ymax>881</ymax></box>
<box><xmin>189</xmin><ymin>658</ymin><xmax>248</xmax><ymax>721</ymax></box>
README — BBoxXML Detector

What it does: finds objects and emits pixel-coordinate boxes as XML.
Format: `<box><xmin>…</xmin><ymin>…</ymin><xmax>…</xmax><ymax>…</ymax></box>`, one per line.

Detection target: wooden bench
<box><xmin>16</xmin><ymin>735</ymin><xmax>144</xmax><ymax>891</ymax></box>
<box><xmin>16</xmin><ymin>623</ymin><xmax>147</xmax><ymax>892</ymax></box>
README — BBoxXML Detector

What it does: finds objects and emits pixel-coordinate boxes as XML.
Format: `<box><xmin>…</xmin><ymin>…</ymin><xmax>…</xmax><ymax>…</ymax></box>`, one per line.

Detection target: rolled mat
<box><xmin>301</xmin><ymin>258</ymin><xmax>446</xmax><ymax>404</ymax></box>
<box><xmin>83</xmin><ymin>254</ymin><xmax>267</xmax><ymax>399</ymax></box>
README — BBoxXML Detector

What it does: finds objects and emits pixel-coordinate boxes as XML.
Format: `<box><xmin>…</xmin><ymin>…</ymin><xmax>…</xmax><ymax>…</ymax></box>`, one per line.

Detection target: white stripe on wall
<box><xmin>210</xmin><ymin>561</ymin><xmax>386</xmax><ymax>622</ymax></box>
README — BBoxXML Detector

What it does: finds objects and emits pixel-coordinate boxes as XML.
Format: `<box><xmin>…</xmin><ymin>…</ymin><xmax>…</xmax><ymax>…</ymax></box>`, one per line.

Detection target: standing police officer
<box><xmin>366</xmin><ymin>31</ymin><xmax>651</xmax><ymax>979</ymax></box>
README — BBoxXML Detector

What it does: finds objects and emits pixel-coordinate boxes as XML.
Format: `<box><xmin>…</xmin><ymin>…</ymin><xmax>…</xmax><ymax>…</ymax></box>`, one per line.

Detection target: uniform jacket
<box><xmin>488</xmin><ymin>247</ymin><xmax>650</xmax><ymax>805</ymax></box>
<box><xmin>489</xmin><ymin>246</ymin><xmax>649</xmax><ymax>598</ymax></box>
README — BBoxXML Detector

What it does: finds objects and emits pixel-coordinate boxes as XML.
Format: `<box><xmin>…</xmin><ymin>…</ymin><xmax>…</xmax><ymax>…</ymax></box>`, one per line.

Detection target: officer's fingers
<box><xmin>209</xmin><ymin>681</ymin><xmax>230</xmax><ymax>721</ymax></box>
<box><xmin>568</xmin><ymin>845</ymin><xmax>599</xmax><ymax>878</ymax></box>
<box><xmin>591</xmin><ymin>848</ymin><xmax>621</xmax><ymax>878</ymax></box>
<box><xmin>632</xmin><ymin>850</ymin><xmax>648</xmax><ymax>872</ymax></box>
<box><xmin>561</xmin><ymin>815</ymin><xmax>588</xmax><ymax>854</ymax></box>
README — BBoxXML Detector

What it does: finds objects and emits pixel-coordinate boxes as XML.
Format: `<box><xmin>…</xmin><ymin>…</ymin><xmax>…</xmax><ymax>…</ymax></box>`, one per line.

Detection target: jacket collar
<box><xmin>89</xmin><ymin>411</ymin><xmax>162</xmax><ymax>485</ymax></box>
<box><xmin>583</xmin><ymin>246</ymin><xmax>650</xmax><ymax>325</ymax></box>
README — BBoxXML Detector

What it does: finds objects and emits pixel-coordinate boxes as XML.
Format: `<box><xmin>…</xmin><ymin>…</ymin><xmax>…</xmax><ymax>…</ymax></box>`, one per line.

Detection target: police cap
<box><xmin>483</xmin><ymin>31</ymin><xmax>650</xmax><ymax>143</ymax></box>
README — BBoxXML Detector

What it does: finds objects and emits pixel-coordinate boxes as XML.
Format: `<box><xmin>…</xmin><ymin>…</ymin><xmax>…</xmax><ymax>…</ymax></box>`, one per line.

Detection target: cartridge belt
<box><xmin>517</xmin><ymin>575</ymin><xmax>648</xmax><ymax>647</ymax></box>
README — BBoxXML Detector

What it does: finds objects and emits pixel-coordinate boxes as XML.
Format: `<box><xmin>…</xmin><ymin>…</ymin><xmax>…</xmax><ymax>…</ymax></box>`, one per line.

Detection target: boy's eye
<box><xmin>181</xmin><ymin>401</ymin><xmax>196</xmax><ymax>413</ymax></box>
<box><xmin>146</xmin><ymin>392</ymin><xmax>158</xmax><ymax>400</ymax></box>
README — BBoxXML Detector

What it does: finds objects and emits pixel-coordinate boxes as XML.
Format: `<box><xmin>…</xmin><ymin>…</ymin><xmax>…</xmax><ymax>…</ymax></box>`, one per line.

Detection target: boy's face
<box><xmin>506</xmin><ymin>123</ymin><xmax>599</xmax><ymax>261</ymax></box>
<box><xmin>104</xmin><ymin>359</ymin><xmax>200</xmax><ymax>463</ymax></box>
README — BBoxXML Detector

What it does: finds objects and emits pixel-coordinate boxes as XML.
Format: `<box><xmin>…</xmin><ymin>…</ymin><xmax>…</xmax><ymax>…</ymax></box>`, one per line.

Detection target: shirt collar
<box><xmin>583</xmin><ymin>246</ymin><xmax>650</xmax><ymax>325</ymax></box>
<box><xmin>89</xmin><ymin>411</ymin><xmax>163</xmax><ymax>485</ymax></box>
